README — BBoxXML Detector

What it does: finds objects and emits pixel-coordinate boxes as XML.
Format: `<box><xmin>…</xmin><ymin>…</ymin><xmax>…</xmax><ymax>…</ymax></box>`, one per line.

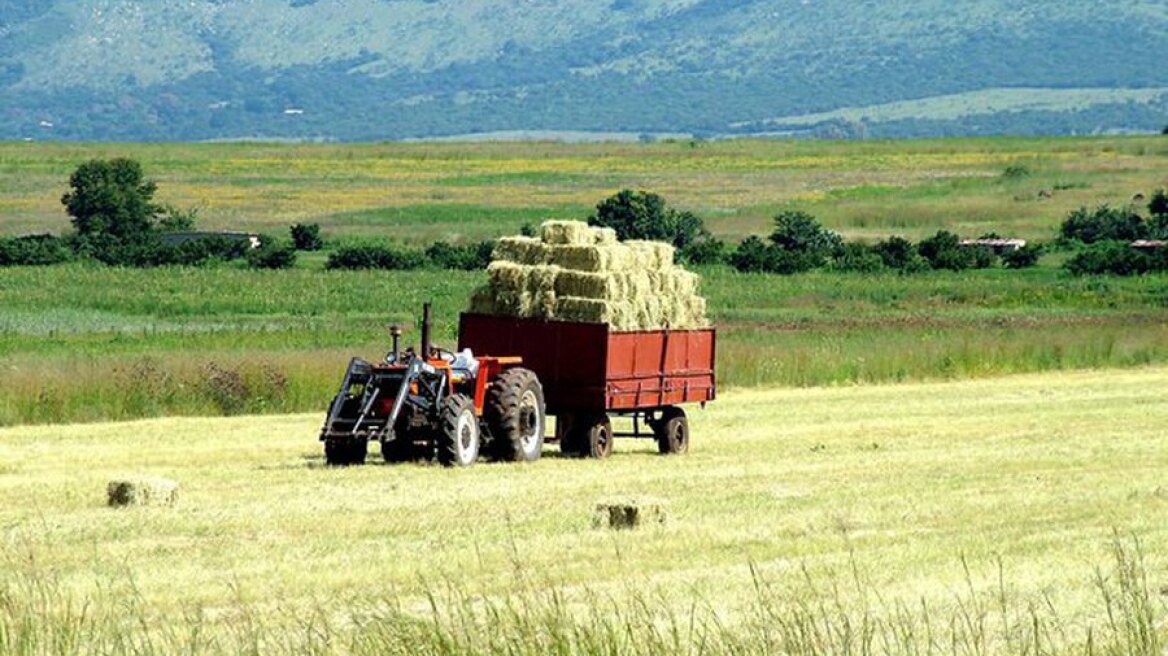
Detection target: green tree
<box><xmin>1059</xmin><ymin>205</ymin><xmax>1145</xmax><ymax>244</ymax></box>
<box><xmin>768</xmin><ymin>210</ymin><xmax>842</xmax><ymax>267</ymax></box>
<box><xmin>589</xmin><ymin>189</ymin><xmax>706</xmax><ymax>248</ymax></box>
<box><xmin>1148</xmin><ymin>189</ymin><xmax>1168</xmax><ymax>219</ymax></box>
<box><xmin>62</xmin><ymin>158</ymin><xmax>160</xmax><ymax>242</ymax></box>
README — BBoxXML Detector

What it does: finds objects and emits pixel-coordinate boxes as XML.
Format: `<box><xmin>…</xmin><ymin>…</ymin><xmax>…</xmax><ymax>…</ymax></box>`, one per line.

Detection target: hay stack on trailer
<box><xmin>468</xmin><ymin>221</ymin><xmax>709</xmax><ymax>331</ymax></box>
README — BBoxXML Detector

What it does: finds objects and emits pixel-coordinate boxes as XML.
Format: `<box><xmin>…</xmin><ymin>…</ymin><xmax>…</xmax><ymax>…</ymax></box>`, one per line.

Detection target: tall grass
<box><xmin>4</xmin><ymin>264</ymin><xmax>1168</xmax><ymax>425</ymax></box>
<box><xmin>0</xmin><ymin>538</ymin><xmax>1160</xmax><ymax>655</ymax></box>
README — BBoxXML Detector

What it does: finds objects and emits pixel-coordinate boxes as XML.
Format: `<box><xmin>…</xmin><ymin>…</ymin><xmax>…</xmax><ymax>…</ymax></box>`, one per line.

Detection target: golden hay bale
<box><xmin>548</xmin><ymin>245</ymin><xmax>611</xmax><ymax>272</ymax></box>
<box><xmin>487</xmin><ymin>260</ymin><xmax>530</xmax><ymax>292</ymax></box>
<box><xmin>593</xmin><ymin>496</ymin><xmax>667</xmax><ymax>529</ymax></box>
<box><xmin>467</xmin><ymin>285</ymin><xmax>498</xmax><ymax>314</ymax></box>
<box><xmin>493</xmin><ymin>237</ymin><xmax>550</xmax><ymax>265</ymax></box>
<box><xmin>592</xmin><ymin>227</ymin><xmax>618</xmax><ymax>245</ymax></box>
<box><xmin>625</xmin><ymin>240</ymin><xmax>676</xmax><ymax>269</ymax></box>
<box><xmin>107</xmin><ymin>477</ymin><xmax>178</xmax><ymax>507</ymax></box>
<box><xmin>555</xmin><ymin>297</ymin><xmax>637</xmax><ymax>330</ymax></box>
<box><xmin>540</xmin><ymin>220</ymin><xmax>595</xmax><ymax>246</ymax></box>
<box><xmin>555</xmin><ymin>270</ymin><xmax>620</xmax><ymax>299</ymax></box>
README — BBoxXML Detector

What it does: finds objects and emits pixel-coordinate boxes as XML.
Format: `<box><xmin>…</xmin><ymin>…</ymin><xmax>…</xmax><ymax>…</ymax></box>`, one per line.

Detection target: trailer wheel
<box><xmin>325</xmin><ymin>438</ymin><xmax>367</xmax><ymax>466</ymax></box>
<box><xmin>485</xmin><ymin>367</ymin><xmax>546</xmax><ymax>462</ymax></box>
<box><xmin>437</xmin><ymin>394</ymin><xmax>480</xmax><ymax>467</ymax></box>
<box><xmin>653</xmin><ymin>407</ymin><xmax>689</xmax><ymax>455</ymax></box>
<box><xmin>582</xmin><ymin>414</ymin><xmax>614</xmax><ymax>459</ymax></box>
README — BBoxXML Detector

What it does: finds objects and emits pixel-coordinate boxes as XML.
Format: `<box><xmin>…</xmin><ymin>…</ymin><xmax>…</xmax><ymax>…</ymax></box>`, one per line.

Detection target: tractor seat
<box><xmin>449</xmin><ymin>348</ymin><xmax>480</xmax><ymax>379</ymax></box>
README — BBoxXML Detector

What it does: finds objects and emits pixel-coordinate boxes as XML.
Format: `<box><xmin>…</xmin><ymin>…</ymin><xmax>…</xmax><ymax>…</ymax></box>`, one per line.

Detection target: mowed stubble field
<box><xmin>2</xmin><ymin>368</ymin><xmax>1168</xmax><ymax>653</ymax></box>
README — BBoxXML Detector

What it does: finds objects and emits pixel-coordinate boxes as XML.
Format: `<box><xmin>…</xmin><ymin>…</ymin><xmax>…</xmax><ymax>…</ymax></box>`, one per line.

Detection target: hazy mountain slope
<box><xmin>1</xmin><ymin>0</ymin><xmax>1166</xmax><ymax>141</ymax></box>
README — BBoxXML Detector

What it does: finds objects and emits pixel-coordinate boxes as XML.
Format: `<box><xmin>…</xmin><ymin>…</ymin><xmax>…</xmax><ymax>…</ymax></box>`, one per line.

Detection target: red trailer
<box><xmin>458</xmin><ymin>313</ymin><xmax>716</xmax><ymax>458</ymax></box>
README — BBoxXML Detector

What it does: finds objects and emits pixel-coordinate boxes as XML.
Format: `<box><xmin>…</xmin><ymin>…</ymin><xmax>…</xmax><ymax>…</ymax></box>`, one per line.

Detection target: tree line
<box><xmin>4</xmin><ymin>157</ymin><xmax>1168</xmax><ymax>277</ymax></box>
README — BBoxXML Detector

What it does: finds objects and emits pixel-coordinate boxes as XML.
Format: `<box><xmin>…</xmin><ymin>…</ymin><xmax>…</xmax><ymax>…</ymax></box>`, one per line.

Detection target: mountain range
<box><xmin>2</xmin><ymin>0</ymin><xmax>1167</xmax><ymax>141</ymax></box>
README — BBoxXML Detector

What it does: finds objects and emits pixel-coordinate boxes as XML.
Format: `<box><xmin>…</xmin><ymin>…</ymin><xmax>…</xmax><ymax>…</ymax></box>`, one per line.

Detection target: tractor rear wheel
<box><xmin>653</xmin><ymin>407</ymin><xmax>689</xmax><ymax>455</ymax></box>
<box><xmin>485</xmin><ymin>367</ymin><xmax>546</xmax><ymax>462</ymax></box>
<box><xmin>325</xmin><ymin>438</ymin><xmax>367</xmax><ymax>466</ymax></box>
<box><xmin>437</xmin><ymin>394</ymin><xmax>480</xmax><ymax>467</ymax></box>
<box><xmin>581</xmin><ymin>414</ymin><xmax>613</xmax><ymax>459</ymax></box>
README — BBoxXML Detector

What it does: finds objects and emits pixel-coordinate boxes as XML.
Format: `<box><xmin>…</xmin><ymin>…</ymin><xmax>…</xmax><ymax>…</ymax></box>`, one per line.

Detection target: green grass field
<box><xmin>3</xmin><ymin>367</ymin><xmax>1168</xmax><ymax>654</ymax></box>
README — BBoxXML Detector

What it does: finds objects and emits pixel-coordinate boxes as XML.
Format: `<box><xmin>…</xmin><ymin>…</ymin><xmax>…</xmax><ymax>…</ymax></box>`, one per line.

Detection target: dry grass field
<box><xmin>3</xmin><ymin>366</ymin><xmax>1168</xmax><ymax>653</ymax></box>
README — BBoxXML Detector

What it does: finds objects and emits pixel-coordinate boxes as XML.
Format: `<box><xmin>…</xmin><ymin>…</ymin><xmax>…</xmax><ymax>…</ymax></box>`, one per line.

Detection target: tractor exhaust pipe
<box><xmin>389</xmin><ymin>323</ymin><xmax>402</xmax><ymax>362</ymax></box>
<box><xmin>420</xmin><ymin>302</ymin><xmax>432</xmax><ymax>359</ymax></box>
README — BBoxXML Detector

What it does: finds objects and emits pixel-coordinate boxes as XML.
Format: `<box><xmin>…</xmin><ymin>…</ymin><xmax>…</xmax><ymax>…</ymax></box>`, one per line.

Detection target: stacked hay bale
<box><xmin>468</xmin><ymin>220</ymin><xmax>709</xmax><ymax>331</ymax></box>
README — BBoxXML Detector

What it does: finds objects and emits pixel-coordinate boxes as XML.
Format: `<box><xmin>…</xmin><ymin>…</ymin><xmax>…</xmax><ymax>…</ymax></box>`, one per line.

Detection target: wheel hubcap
<box><xmin>518</xmin><ymin>390</ymin><xmax>541</xmax><ymax>452</ymax></box>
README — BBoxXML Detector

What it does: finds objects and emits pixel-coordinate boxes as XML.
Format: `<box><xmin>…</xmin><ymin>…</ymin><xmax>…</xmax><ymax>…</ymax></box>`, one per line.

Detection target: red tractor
<box><xmin>319</xmin><ymin>304</ymin><xmax>545</xmax><ymax>467</ymax></box>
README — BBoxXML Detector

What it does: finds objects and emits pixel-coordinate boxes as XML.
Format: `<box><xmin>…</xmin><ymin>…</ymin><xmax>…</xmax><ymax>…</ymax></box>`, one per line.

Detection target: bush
<box><xmin>1000</xmin><ymin>243</ymin><xmax>1043</xmax><ymax>269</ymax></box>
<box><xmin>1065</xmin><ymin>241</ymin><xmax>1152</xmax><ymax>276</ymax></box>
<box><xmin>1148</xmin><ymin>189</ymin><xmax>1168</xmax><ymax>219</ymax></box>
<box><xmin>247</xmin><ymin>237</ymin><xmax>297</xmax><ymax>269</ymax></box>
<box><xmin>1001</xmin><ymin>164</ymin><xmax>1031</xmax><ymax>180</ymax></box>
<box><xmin>589</xmin><ymin>189</ymin><xmax>707</xmax><ymax>248</ymax></box>
<box><xmin>0</xmin><ymin>234</ymin><xmax>74</xmax><ymax>266</ymax></box>
<box><xmin>1059</xmin><ymin>205</ymin><xmax>1145</xmax><ymax>244</ymax></box>
<box><xmin>871</xmin><ymin>236</ymin><xmax>920</xmax><ymax>271</ymax></box>
<box><xmin>425</xmin><ymin>240</ymin><xmax>494</xmax><ymax>270</ymax></box>
<box><xmin>326</xmin><ymin>244</ymin><xmax>426</xmax><ymax>270</ymax></box>
<box><xmin>769</xmin><ymin>210</ymin><xmax>842</xmax><ymax>262</ymax></box>
<box><xmin>290</xmin><ymin>223</ymin><xmax>323</xmax><ymax>251</ymax></box>
<box><xmin>831</xmin><ymin>242</ymin><xmax>884</xmax><ymax>273</ymax></box>
<box><xmin>916</xmin><ymin>230</ymin><xmax>979</xmax><ymax>271</ymax></box>
<box><xmin>678</xmin><ymin>237</ymin><xmax>726</xmax><ymax>265</ymax></box>
<box><xmin>728</xmin><ymin>236</ymin><xmax>776</xmax><ymax>272</ymax></box>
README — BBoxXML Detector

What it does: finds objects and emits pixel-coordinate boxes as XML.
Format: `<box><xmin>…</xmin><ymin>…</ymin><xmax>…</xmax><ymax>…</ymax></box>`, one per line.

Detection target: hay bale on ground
<box><xmin>107</xmin><ymin>477</ymin><xmax>179</xmax><ymax>507</ymax></box>
<box><xmin>593</xmin><ymin>497</ymin><xmax>667</xmax><ymax>529</ymax></box>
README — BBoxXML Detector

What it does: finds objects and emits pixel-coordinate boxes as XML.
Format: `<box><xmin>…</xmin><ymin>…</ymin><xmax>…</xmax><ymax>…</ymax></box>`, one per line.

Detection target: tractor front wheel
<box><xmin>437</xmin><ymin>394</ymin><xmax>480</xmax><ymax>467</ymax></box>
<box><xmin>652</xmin><ymin>407</ymin><xmax>689</xmax><ymax>455</ymax></box>
<box><xmin>485</xmin><ymin>367</ymin><xmax>546</xmax><ymax>462</ymax></box>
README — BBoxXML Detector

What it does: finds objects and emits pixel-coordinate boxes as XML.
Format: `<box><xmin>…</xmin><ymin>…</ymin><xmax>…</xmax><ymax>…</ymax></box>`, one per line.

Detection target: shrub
<box><xmin>1059</xmin><ymin>205</ymin><xmax>1145</xmax><ymax>244</ymax></box>
<box><xmin>589</xmin><ymin>189</ymin><xmax>707</xmax><ymax>248</ymax></box>
<box><xmin>290</xmin><ymin>223</ymin><xmax>323</xmax><ymax>251</ymax></box>
<box><xmin>1000</xmin><ymin>243</ymin><xmax>1043</xmax><ymax>269</ymax></box>
<box><xmin>1148</xmin><ymin>189</ymin><xmax>1168</xmax><ymax>219</ymax></box>
<box><xmin>729</xmin><ymin>236</ymin><xmax>776</xmax><ymax>272</ymax></box>
<box><xmin>1001</xmin><ymin>164</ymin><xmax>1031</xmax><ymax>180</ymax></box>
<box><xmin>917</xmin><ymin>230</ymin><xmax>978</xmax><ymax>271</ymax></box>
<box><xmin>871</xmin><ymin>236</ymin><xmax>925</xmax><ymax>271</ymax></box>
<box><xmin>1065</xmin><ymin>241</ymin><xmax>1151</xmax><ymax>276</ymax></box>
<box><xmin>158</xmin><ymin>205</ymin><xmax>198</xmax><ymax>231</ymax></box>
<box><xmin>831</xmin><ymin>242</ymin><xmax>884</xmax><ymax>273</ymax></box>
<box><xmin>326</xmin><ymin>244</ymin><xmax>426</xmax><ymax>270</ymax></box>
<box><xmin>678</xmin><ymin>237</ymin><xmax>726</xmax><ymax>265</ymax></box>
<box><xmin>247</xmin><ymin>236</ymin><xmax>297</xmax><ymax>269</ymax></box>
<box><xmin>0</xmin><ymin>234</ymin><xmax>74</xmax><ymax>266</ymax></box>
<box><xmin>769</xmin><ymin>210</ymin><xmax>842</xmax><ymax>263</ymax></box>
<box><xmin>425</xmin><ymin>240</ymin><xmax>494</xmax><ymax>270</ymax></box>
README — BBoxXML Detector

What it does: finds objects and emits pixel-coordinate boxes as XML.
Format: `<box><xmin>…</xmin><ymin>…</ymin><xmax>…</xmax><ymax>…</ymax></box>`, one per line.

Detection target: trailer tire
<box><xmin>437</xmin><ymin>394</ymin><xmax>480</xmax><ymax>467</ymax></box>
<box><xmin>485</xmin><ymin>367</ymin><xmax>546</xmax><ymax>462</ymax></box>
<box><xmin>582</xmin><ymin>414</ymin><xmax>614</xmax><ymax>459</ymax></box>
<box><xmin>653</xmin><ymin>407</ymin><xmax>689</xmax><ymax>455</ymax></box>
<box><xmin>325</xmin><ymin>438</ymin><xmax>367</xmax><ymax>466</ymax></box>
